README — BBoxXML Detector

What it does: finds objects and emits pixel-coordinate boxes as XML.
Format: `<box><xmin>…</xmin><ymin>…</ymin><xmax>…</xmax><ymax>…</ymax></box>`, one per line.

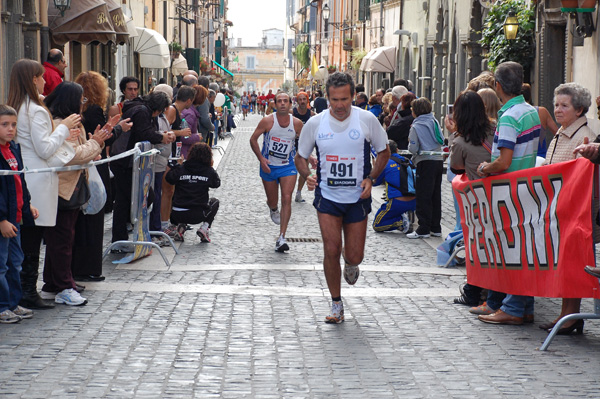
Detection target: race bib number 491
<box><xmin>326</xmin><ymin>154</ymin><xmax>358</xmax><ymax>187</ymax></box>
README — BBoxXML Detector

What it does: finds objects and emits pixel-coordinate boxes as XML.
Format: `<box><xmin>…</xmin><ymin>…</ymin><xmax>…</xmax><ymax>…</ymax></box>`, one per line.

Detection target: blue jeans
<box><xmin>501</xmin><ymin>295</ymin><xmax>534</xmax><ymax>317</ymax></box>
<box><xmin>486</xmin><ymin>290</ymin><xmax>507</xmax><ymax>311</ymax></box>
<box><xmin>0</xmin><ymin>224</ymin><xmax>24</xmax><ymax>312</ymax></box>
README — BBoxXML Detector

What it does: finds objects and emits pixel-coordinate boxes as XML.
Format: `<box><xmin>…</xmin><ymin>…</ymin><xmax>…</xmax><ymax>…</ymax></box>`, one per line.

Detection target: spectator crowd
<box><xmin>2</xmin><ymin>49</ymin><xmax>600</xmax><ymax>339</ymax></box>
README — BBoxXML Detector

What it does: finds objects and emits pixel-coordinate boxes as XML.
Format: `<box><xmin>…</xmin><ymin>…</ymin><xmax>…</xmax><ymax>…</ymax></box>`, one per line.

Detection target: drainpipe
<box><xmin>40</xmin><ymin>0</ymin><xmax>49</xmax><ymax>62</ymax></box>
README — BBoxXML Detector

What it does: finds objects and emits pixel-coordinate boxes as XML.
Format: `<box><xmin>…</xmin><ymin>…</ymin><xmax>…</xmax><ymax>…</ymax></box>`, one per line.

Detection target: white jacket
<box><xmin>15</xmin><ymin>97</ymin><xmax>70</xmax><ymax>226</ymax></box>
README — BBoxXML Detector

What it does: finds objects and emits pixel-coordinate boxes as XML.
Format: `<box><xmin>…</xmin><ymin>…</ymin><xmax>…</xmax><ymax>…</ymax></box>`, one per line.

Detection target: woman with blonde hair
<box><xmin>477</xmin><ymin>88</ymin><xmax>502</xmax><ymax>123</ymax></box>
<box><xmin>7</xmin><ymin>59</ymin><xmax>80</xmax><ymax>310</ymax></box>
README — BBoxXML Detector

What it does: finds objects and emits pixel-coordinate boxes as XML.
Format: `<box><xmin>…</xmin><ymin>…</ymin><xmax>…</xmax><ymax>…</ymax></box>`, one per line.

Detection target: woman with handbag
<box><xmin>7</xmin><ymin>59</ymin><xmax>81</xmax><ymax>310</ymax></box>
<box><xmin>72</xmin><ymin>71</ymin><xmax>130</xmax><ymax>282</ymax></box>
<box><xmin>42</xmin><ymin>82</ymin><xmax>113</xmax><ymax>306</ymax></box>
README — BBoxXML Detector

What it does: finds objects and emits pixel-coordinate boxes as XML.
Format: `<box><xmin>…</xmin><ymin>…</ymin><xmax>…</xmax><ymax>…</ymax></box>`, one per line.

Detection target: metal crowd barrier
<box><xmin>103</xmin><ymin>142</ymin><xmax>179</xmax><ymax>266</ymax></box>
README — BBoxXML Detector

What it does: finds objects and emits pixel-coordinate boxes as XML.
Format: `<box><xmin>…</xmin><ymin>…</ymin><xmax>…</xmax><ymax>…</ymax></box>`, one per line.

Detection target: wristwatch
<box><xmin>367</xmin><ymin>175</ymin><xmax>375</xmax><ymax>183</ymax></box>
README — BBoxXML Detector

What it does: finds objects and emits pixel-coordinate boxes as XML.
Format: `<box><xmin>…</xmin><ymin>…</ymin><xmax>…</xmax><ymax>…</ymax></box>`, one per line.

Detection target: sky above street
<box><xmin>227</xmin><ymin>0</ymin><xmax>286</xmax><ymax>47</ymax></box>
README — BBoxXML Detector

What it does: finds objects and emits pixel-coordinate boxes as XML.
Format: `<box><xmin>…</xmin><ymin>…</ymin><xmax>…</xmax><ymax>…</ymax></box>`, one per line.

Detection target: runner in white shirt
<box><xmin>250</xmin><ymin>92</ymin><xmax>304</xmax><ymax>252</ymax></box>
<box><xmin>295</xmin><ymin>73</ymin><xmax>390</xmax><ymax>324</ymax></box>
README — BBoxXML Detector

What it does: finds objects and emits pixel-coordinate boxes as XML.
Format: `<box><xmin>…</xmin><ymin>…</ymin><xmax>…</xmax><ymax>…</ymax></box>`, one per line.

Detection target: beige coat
<box><xmin>544</xmin><ymin>116</ymin><xmax>596</xmax><ymax>165</ymax></box>
<box><xmin>53</xmin><ymin>118</ymin><xmax>103</xmax><ymax>200</ymax></box>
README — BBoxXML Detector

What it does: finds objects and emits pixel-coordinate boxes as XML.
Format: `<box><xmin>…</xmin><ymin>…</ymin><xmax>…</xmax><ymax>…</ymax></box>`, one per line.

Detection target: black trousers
<box><xmin>19</xmin><ymin>225</ymin><xmax>45</xmax><ymax>297</ymax></box>
<box><xmin>110</xmin><ymin>166</ymin><xmax>132</xmax><ymax>242</ymax></box>
<box><xmin>170</xmin><ymin>198</ymin><xmax>219</xmax><ymax>227</ymax></box>
<box><xmin>415</xmin><ymin>160</ymin><xmax>443</xmax><ymax>235</ymax></box>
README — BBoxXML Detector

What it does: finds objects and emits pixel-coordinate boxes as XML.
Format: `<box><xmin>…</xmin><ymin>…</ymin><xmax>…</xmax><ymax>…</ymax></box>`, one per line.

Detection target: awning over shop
<box><xmin>171</xmin><ymin>54</ymin><xmax>189</xmax><ymax>75</ymax></box>
<box><xmin>48</xmin><ymin>0</ymin><xmax>117</xmax><ymax>45</ymax></box>
<box><xmin>359</xmin><ymin>46</ymin><xmax>397</xmax><ymax>73</ymax></box>
<box><xmin>105</xmin><ymin>0</ymin><xmax>129</xmax><ymax>45</ymax></box>
<box><xmin>213</xmin><ymin>60</ymin><xmax>235</xmax><ymax>77</ymax></box>
<box><xmin>132</xmin><ymin>27</ymin><xmax>170</xmax><ymax>69</ymax></box>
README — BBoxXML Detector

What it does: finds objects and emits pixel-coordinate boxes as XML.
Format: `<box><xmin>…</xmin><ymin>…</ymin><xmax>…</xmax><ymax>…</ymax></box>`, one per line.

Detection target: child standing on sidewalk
<box><xmin>0</xmin><ymin>105</ymin><xmax>39</xmax><ymax>323</ymax></box>
<box><xmin>165</xmin><ymin>142</ymin><xmax>220</xmax><ymax>242</ymax></box>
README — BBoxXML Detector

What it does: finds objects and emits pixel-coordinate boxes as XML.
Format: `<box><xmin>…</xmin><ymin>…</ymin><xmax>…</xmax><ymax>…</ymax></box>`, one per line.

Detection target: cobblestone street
<box><xmin>2</xmin><ymin>114</ymin><xmax>600</xmax><ymax>398</ymax></box>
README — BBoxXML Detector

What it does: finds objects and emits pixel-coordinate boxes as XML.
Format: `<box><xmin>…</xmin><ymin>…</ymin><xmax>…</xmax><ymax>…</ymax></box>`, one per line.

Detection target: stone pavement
<box><xmin>2</xmin><ymin>113</ymin><xmax>600</xmax><ymax>398</ymax></box>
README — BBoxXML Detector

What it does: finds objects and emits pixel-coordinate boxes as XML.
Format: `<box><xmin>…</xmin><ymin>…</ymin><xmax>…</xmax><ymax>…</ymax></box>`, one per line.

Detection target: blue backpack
<box><xmin>388</xmin><ymin>154</ymin><xmax>416</xmax><ymax>196</ymax></box>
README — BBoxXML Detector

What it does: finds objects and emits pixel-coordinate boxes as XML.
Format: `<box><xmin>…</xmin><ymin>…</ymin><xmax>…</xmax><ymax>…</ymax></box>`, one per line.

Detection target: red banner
<box><xmin>452</xmin><ymin>158</ymin><xmax>599</xmax><ymax>298</ymax></box>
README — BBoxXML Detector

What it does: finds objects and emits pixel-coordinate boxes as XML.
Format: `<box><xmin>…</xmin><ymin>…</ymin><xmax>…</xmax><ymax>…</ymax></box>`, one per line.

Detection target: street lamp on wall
<box><xmin>322</xmin><ymin>4</ymin><xmax>330</xmax><ymax>38</ymax></box>
<box><xmin>53</xmin><ymin>0</ymin><xmax>71</xmax><ymax>17</ymax></box>
<box><xmin>503</xmin><ymin>11</ymin><xmax>519</xmax><ymax>40</ymax></box>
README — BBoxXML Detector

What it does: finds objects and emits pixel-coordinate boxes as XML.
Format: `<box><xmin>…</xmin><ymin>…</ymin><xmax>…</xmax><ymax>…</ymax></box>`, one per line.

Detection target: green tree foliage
<box><xmin>479</xmin><ymin>0</ymin><xmax>535</xmax><ymax>71</ymax></box>
<box><xmin>295</xmin><ymin>42</ymin><xmax>310</xmax><ymax>69</ymax></box>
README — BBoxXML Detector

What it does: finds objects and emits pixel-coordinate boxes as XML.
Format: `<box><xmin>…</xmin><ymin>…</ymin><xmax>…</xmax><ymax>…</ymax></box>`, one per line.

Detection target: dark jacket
<box><xmin>165</xmin><ymin>160</ymin><xmax>220</xmax><ymax>209</ymax></box>
<box><xmin>0</xmin><ymin>141</ymin><xmax>33</xmax><ymax>226</ymax></box>
<box><xmin>386</xmin><ymin>108</ymin><xmax>414</xmax><ymax>150</ymax></box>
<box><xmin>114</xmin><ymin>98</ymin><xmax>164</xmax><ymax>168</ymax></box>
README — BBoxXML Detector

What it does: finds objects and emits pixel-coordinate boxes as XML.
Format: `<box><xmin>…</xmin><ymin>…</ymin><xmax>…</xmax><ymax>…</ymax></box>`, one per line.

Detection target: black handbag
<box><xmin>58</xmin><ymin>172</ymin><xmax>91</xmax><ymax>211</ymax></box>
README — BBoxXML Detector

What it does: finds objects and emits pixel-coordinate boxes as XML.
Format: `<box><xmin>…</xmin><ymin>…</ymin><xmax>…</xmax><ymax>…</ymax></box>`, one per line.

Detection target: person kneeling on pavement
<box><xmin>165</xmin><ymin>142</ymin><xmax>220</xmax><ymax>242</ymax></box>
<box><xmin>372</xmin><ymin>140</ymin><xmax>416</xmax><ymax>233</ymax></box>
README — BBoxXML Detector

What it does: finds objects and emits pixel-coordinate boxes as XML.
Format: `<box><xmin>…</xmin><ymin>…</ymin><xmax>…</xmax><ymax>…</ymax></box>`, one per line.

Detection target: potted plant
<box><xmin>327</xmin><ymin>65</ymin><xmax>337</xmax><ymax>73</ymax></box>
<box><xmin>199</xmin><ymin>57</ymin><xmax>210</xmax><ymax>74</ymax></box>
<box><xmin>343</xmin><ymin>39</ymin><xmax>353</xmax><ymax>51</ymax></box>
<box><xmin>169</xmin><ymin>41</ymin><xmax>183</xmax><ymax>58</ymax></box>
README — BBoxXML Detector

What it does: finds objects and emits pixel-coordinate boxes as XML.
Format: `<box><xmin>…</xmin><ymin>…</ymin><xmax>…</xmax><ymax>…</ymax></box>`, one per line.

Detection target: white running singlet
<box><xmin>261</xmin><ymin>114</ymin><xmax>296</xmax><ymax>166</ymax></box>
<box><xmin>315</xmin><ymin>109</ymin><xmax>369</xmax><ymax>203</ymax></box>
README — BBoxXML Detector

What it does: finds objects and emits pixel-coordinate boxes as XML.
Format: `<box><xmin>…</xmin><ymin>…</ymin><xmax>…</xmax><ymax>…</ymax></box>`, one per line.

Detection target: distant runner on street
<box><xmin>292</xmin><ymin>91</ymin><xmax>315</xmax><ymax>203</ymax></box>
<box><xmin>250</xmin><ymin>92</ymin><xmax>304</xmax><ymax>252</ymax></box>
<box><xmin>295</xmin><ymin>72</ymin><xmax>390</xmax><ymax>323</ymax></box>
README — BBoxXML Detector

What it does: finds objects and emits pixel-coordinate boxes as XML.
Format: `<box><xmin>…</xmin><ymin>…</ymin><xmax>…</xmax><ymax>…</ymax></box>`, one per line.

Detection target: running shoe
<box><xmin>343</xmin><ymin>262</ymin><xmax>360</xmax><ymax>285</ymax></box>
<box><xmin>40</xmin><ymin>290</ymin><xmax>56</xmax><ymax>300</ymax></box>
<box><xmin>269</xmin><ymin>206</ymin><xmax>281</xmax><ymax>225</ymax></box>
<box><xmin>174</xmin><ymin>223</ymin><xmax>187</xmax><ymax>242</ymax></box>
<box><xmin>55</xmin><ymin>288</ymin><xmax>87</xmax><ymax>306</ymax></box>
<box><xmin>197</xmin><ymin>223</ymin><xmax>211</xmax><ymax>243</ymax></box>
<box><xmin>0</xmin><ymin>309</ymin><xmax>21</xmax><ymax>324</ymax></box>
<box><xmin>401</xmin><ymin>212</ymin><xmax>411</xmax><ymax>234</ymax></box>
<box><xmin>407</xmin><ymin>231</ymin><xmax>430</xmax><ymax>239</ymax></box>
<box><xmin>325</xmin><ymin>300</ymin><xmax>344</xmax><ymax>324</ymax></box>
<box><xmin>12</xmin><ymin>305</ymin><xmax>33</xmax><ymax>319</ymax></box>
<box><xmin>151</xmin><ymin>236</ymin><xmax>167</xmax><ymax>247</ymax></box>
<box><xmin>469</xmin><ymin>302</ymin><xmax>496</xmax><ymax>315</ymax></box>
<box><xmin>295</xmin><ymin>191</ymin><xmax>305</xmax><ymax>203</ymax></box>
<box><xmin>275</xmin><ymin>236</ymin><xmax>289</xmax><ymax>252</ymax></box>
<box><xmin>431</xmin><ymin>232</ymin><xmax>442</xmax><ymax>237</ymax></box>
<box><xmin>163</xmin><ymin>224</ymin><xmax>178</xmax><ymax>238</ymax></box>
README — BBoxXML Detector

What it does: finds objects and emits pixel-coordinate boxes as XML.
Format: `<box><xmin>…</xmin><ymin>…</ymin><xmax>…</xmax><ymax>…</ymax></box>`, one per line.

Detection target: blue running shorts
<box><xmin>260</xmin><ymin>163</ymin><xmax>297</xmax><ymax>182</ymax></box>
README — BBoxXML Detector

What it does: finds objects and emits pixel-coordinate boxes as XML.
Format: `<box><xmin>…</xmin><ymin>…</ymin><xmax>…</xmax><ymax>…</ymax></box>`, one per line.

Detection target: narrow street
<box><xmin>1</xmin><ymin>114</ymin><xmax>600</xmax><ymax>398</ymax></box>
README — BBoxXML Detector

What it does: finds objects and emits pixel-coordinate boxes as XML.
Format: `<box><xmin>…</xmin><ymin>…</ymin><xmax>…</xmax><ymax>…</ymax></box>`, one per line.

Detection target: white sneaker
<box><xmin>401</xmin><ymin>212</ymin><xmax>411</xmax><ymax>234</ymax></box>
<box><xmin>196</xmin><ymin>223</ymin><xmax>211</xmax><ymax>243</ymax></box>
<box><xmin>55</xmin><ymin>288</ymin><xmax>87</xmax><ymax>306</ymax></box>
<box><xmin>325</xmin><ymin>300</ymin><xmax>344</xmax><ymax>324</ymax></box>
<box><xmin>12</xmin><ymin>305</ymin><xmax>33</xmax><ymax>319</ymax></box>
<box><xmin>0</xmin><ymin>309</ymin><xmax>21</xmax><ymax>324</ymax></box>
<box><xmin>40</xmin><ymin>290</ymin><xmax>57</xmax><ymax>300</ymax></box>
<box><xmin>295</xmin><ymin>191</ymin><xmax>305</xmax><ymax>203</ymax></box>
<box><xmin>407</xmin><ymin>231</ymin><xmax>430</xmax><ymax>239</ymax></box>
<box><xmin>343</xmin><ymin>263</ymin><xmax>360</xmax><ymax>285</ymax></box>
<box><xmin>431</xmin><ymin>232</ymin><xmax>442</xmax><ymax>237</ymax></box>
<box><xmin>275</xmin><ymin>236</ymin><xmax>289</xmax><ymax>252</ymax></box>
<box><xmin>269</xmin><ymin>206</ymin><xmax>281</xmax><ymax>225</ymax></box>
